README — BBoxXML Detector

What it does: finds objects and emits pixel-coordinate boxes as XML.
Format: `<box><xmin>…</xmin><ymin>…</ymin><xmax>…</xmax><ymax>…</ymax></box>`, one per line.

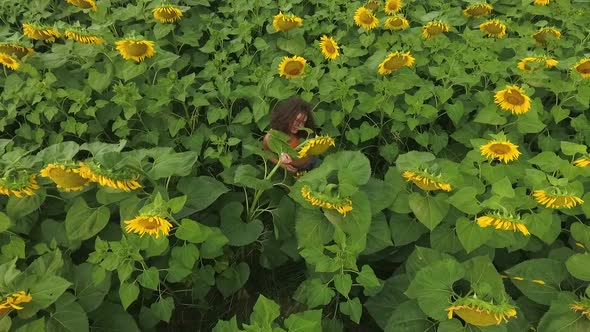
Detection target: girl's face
<box><xmin>290</xmin><ymin>112</ymin><xmax>307</xmax><ymax>134</ymax></box>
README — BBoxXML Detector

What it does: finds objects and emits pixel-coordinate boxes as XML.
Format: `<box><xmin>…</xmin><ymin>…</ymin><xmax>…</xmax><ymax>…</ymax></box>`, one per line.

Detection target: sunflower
<box><xmin>532</xmin><ymin>27</ymin><xmax>561</xmax><ymax>45</ymax></box>
<box><xmin>153</xmin><ymin>5</ymin><xmax>183</xmax><ymax>23</ymax></box>
<box><xmin>0</xmin><ymin>171</ymin><xmax>39</xmax><ymax>198</ymax></box>
<box><xmin>384</xmin><ymin>15</ymin><xmax>409</xmax><ymax>31</ymax></box>
<box><xmin>494</xmin><ymin>85</ymin><xmax>531</xmax><ymax>115</ymax></box>
<box><xmin>571</xmin><ymin>298</ymin><xmax>590</xmax><ymax>319</ymax></box>
<box><xmin>78</xmin><ymin>161</ymin><xmax>141</xmax><ymax>192</ymax></box>
<box><xmin>124</xmin><ymin>214</ymin><xmax>173</xmax><ymax>238</ymax></box>
<box><xmin>319</xmin><ymin>35</ymin><xmax>340</xmax><ymax>61</ymax></box>
<box><xmin>446</xmin><ymin>297</ymin><xmax>517</xmax><ymax>326</ymax></box>
<box><xmin>533</xmin><ymin>189</ymin><xmax>584</xmax><ymax>209</ymax></box>
<box><xmin>422</xmin><ymin>21</ymin><xmax>449</xmax><ymax>40</ymax></box>
<box><xmin>301</xmin><ymin>185</ymin><xmax>353</xmax><ymax>216</ymax></box>
<box><xmin>573</xmin><ymin>58</ymin><xmax>590</xmax><ymax>79</ymax></box>
<box><xmin>378</xmin><ymin>51</ymin><xmax>415</xmax><ymax>75</ymax></box>
<box><xmin>402</xmin><ymin>170</ymin><xmax>452</xmax><ymax>192</ymax></box>
<box><xmin>363</xmin><ymin>0</ymin><xmax>380</xmax><ymax>11</ymax></box>
<box><xmin>22</xmin><ymin>23</ymin><xmax>61</xmax><ymax>42</ymax></box>
<box><xmin>272</xmin><ymin>12</ymin><xmax>303</xmax><ymax>32</ymax></box>
<box><xmin>0</xmin><ymin>291</ymin><xmax>32</xmax><ymax>314</ymax></box>
<box><xmin>480</xmin><ymin>20</ymin><xmax>507</xmax><ymax>38</ymax></box>
<box><xmin>0</xmin><ymin>42</ymin><xmax>34</xmax><ymax>58</ymax></box>
<box><xmin>65</xmin><ymin>30</ymin><xmax>104</xmax><ymax>44</ymax></box>
<box><xmin>115</xmin><ymin>38</ymin><xmax>155</xmax><ymax>62</ymax></box>
<box><xmin>517</xmin><ymin>56</ymin><xmax>558</xmax><ymax>71</ymax></box>
<box><xmin>297</xmin><ymin>136</ymin><xmax>335</xmax><ymax>158</ymax></box>
<box><xmin>384</xmin><ymin>0</ymin><xmax>403</xmax><ymax>14</ymax></box>
<box><xmin>574</xmin><ymin>157</ymin><xmax>590</xmax><ymax>167</ymax></box>
<box><xmin>533</xmin><ymin>0</ymin><xmax>550</xmax><ymax>5</ymax></box>
<box><xmin>66</xmin><ymin>0</ymin><xmax>97</xmax><ymax>11</ymax></box>
<box><xmin>0</xmin><ymin>53</ymin><xmax>19</xmax><ymax>71</ymax></box>
<box><xmin>480</xmin><ymin>140</ymin><xmax>521</xmax><ymax>163</ymax></box>
<box><xmin>476</xmin><ymin>211</ymin><xmax>530</xmax><ymax>236</ymax></box>
<box><xmin>278</xmin><ymin>55</ymin><xmax>306</xmax><ymax>79</ymax></box>
<box><xmin>463</xmin><ymin>3</ymin><xmax>493</xmax><ymax>17</ymax></box>
<box><xmin>354</xmin><ymin>7</ymin><xmax>379</xmax><ymax>30</ymax></box>
<box><xmin>40</xmin><ymin>163</ymin><xmax>90</xmax><ymax>192</ymax></box>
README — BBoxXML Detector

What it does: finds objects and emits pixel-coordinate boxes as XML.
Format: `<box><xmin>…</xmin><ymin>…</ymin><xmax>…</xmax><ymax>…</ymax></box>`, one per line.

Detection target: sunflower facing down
<box><xmin>574</xmin><ymin>157</ymin><xmax>590</xmax><ymax>167</ymax></box>
<box><xmin>533</xmin><ymin>0</ymin><xmax>550</xmax><ymax>5</ymax></box>
<box><xmin>354</xmin><ymin>7</ymin><xmax>379</xmax><ymax>30</ymax></box>
<box><xmin>532</xmin><ymin>27</ymin><xmax>561</xmax><ymax>45</ymax></box>
<box><xmin>124</xmin><ymin>214</ymin><xmax>173</xmax><ymax>238</ymax></box>
<box><xmin>0</xmin><ymin>53</ymin><xmax>19</xmax><ymax>71</ymax></box>
<box><xmin>278</xmin><ymin>55</ymin><xmax>306</xmax><ymax>79</ymax></box>
<box><xmin>66</xmin><ymin>0</ymin><xmax>97</xmax><ymax>11</ymax></box>
<box><xmin>0</xmin><ymin>171</ymin><xmax>39</xmax><ymax>198</ymax></box>
<box><xmin>363</xmin><ymin>0</ymin><xmax>380</xmax><ymax>11</ymax></box>
<box><xmin>319</xmin><ymin>35</ymin><xmax>340</xmax><ymax>60</ymax></box>
<box><xmin>22</xmin><ymin>23</ymin><xmax>61</xmax><ymax>42</ymax></box>
<box><xmin>480</xmin><ymin>139</ymin><xmax>521</xmax><ymax>163</ymax></box>
<box><xmin>533</xmin><ymin>189</ymin><xmax>584</xmax><ymax>209</ymax></box>
<box><xmin>573</xmin><ymin>59</ymin><xmax>590</xmax><ymax>79</ymax></box>
<box><xmin>494</xmin><ymin>85</ymin><xmax>531</xmax><ymax>115</ymax></box>
<box><xmin>571</xmin><ymin>298</ymin><xmax>590</xmax><ymax>319</ymax></box>
<box><xmin>384</xmin><ymin>0</ymin><xmax>403</xmax><ymax>14</ymax></box>
<box><xmin>153</xmin><ymin>5</ymin><xmax>183</xmax><ymax>23</ymax></box>
<box><xmin>65</xmin><ymin>30</ymin><xmax>104</xmax><ymax>44</ymax></box>
<box><xmin>40</xmin><ymin>163</ymin><xmax>90</xmax><ymax>191</ymax></box>
<box><xmin>115</xmin><ymin>38</ymin><xmax>155</xmax><ymax>62</ymax></box>
<box><xmin>272</xmin><ymin>12</ymin><xmax>303</xmax><ymax>32</ymax></box>
<box><xmin>480</xmin><ymin>20</ymin><xmax>507</xmax><ymax>38</ymax></box>
<box><xmin>378</xmin><ymin>51</ymin><xmax>415</xmax><ymax>75</ymax></box>
<box><xmin>463</xmin><ymin>3</ymin><xmax>493</xmax><ymax>17</ymax></box>
<box><xmin>517</xmin><ymin>56</ymin><xmax>558</xmax><ymax>71</ymax></box>
<box><xmin>402</xmin><ymin>170</ymin><xmax>452</xmax><ymax>192</ymax></box>
<box><xmin>301</xmin><ymin>185</ymin><xmax>353</xmax><ymax>216</ymax></box>
<box><xmin>0</xmin><ymin>291</ymin><xmax>32</xmax><ymax>315</ymax></box>
<box><xmin>0</xmin><ymin>42</ymin><xmax>34</xmax><ymax>58</ymax></box>
<box><xmin>422</xmin><ymin>21</ymin><xmax>449</xmax><ymax>40</ymax></box>
<box><xmin>78</xmin><ymin>161</ymin><xmax>141</xmax><ymax>192</ymax></box>
<box><xmin>476</xmin><ymin>212</ymin><xmax>530</xmax><ymax>236</ymax></box>
<box><xmin>446</xmin><ymin>297</ymin><xmax>517</xmax><ymax>326</ymax></box>
<box><xmin>297</xmin><ymin>136</ymin><xmax>335</xmax><ymax>158</ymax></box>
<box><xmin>384</xmin><ymin>15</ymin><xmax>410</xmax><ymax>31</ymax></box>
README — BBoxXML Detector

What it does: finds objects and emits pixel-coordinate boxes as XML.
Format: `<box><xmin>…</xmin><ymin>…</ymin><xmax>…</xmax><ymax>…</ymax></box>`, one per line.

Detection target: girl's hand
<box><xmin>282</xmin><ymin>164</ymin><xmax>297</xmax><ymax>173</ymax></box>
<box><xmin>280</xmin><ymin>153</ymin><xmax>293</xmax><ymax>165</ymax></box>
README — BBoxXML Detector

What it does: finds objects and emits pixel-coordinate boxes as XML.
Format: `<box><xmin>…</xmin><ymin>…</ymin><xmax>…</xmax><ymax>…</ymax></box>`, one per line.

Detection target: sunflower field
<box><xmin>1</xmin><ymin>0</ymin><xmax>590</xmax><ymax>330</ymax></box>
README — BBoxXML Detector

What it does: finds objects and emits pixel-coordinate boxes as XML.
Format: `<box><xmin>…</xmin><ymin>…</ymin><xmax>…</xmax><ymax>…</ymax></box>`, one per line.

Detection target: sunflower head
<box><xmin>363</xmin><ymin>0</ymin><xmax>380</xmax><ymax>11</ymax></box>
<box><xmin>476</xmin><ymin>211</ymin><xmax>530</xmax><ymax>236</ymax></box>
<box><xmin>494</xmin><ymin>85</ymin><xmax>531</xmax><ymax>115</ymax></box>
<box><xmin>319</xmin><ymin>35</ymin><xmax>340</xmax><ymax>61</ymax></box>
<box><xmin>0</xmin><ymin>171</ymin><xmax>39</xmax><ymax>198</ymax></box>
<box><xmin>22</xmin><ymin>23</ymin><xmax>61</xmax><ymax>42</ymax></box>
<box><xmin>463</xmin><ymin>3</ymin><xmax>493</xmax><ymax>17</ymax></box>
<box><xmin>573</xmin><ymin>156</ymin><xmax>590</xmax><ymax>167</ymax></box>
<box><xmin>153</xmin><ymin>5</ymin><xmax>183</xmax><ymax>23</ymax></box>
<box><xmin>378</xmin><ymin>51</ymin><xmax>415</xmax><ymax>75</ymax></box>
<box><xmin>78</xmin><ymin>161</ymin><xmax>141</xmax><ymax>192</ymax></box>
<box><xmin>446</xmin><ymin>296</ymin><xmax>517</xmax><ymax>326</ymax></box>
<box><xmin>40</xmin><ymin>163</ymin><xmax>90</xmax><ymax>192</ymax></box>
<box><xmin>0</xmin><ymin>53</ymin><xmax>20</xmax><ymax>71</ymax></box>
<box><xmin>115</xmin><ymin>38</ymin><xmax>156</xmax><ymax>62</ymax></box>
<box><xmin>0</xmin><ymin>42</ymin><xmax>34</xmax><ymax>58</ymax></box>
<box><xmin>402</xmin><ymin>169</ymin><xmax>451</xmax><ymax>192</ymax></box>
<box><xmin>384</xmin><ymin>0</ymin><xmax>403</xmax><ymax>14</ymax></box>
<box><xmin>532</xmin><ymin>27</ymin><xmax>561</xmax><ymax>45</ymax></box>
<box><xmin>533</xmin><ymin>0</ymin><xmax>550</xmax><ymax>5</ymax></box>
<box><xmin>272</xmin><ymin>12</ymin><xmax>303</xmax><ymax>32</ymax></box>
<box><xmin>533</xmin><ymin>187</ymin><xmax>584</xmax><ymax>209</ymax></box>
<box><xmin>479</xmin><ymin>134</ymin><xmax>521</xmax><ymax>163</ymax></box>
<box><xmin>573</xmin><ymin>58</ymin><xmax>590</xmax><ymax>79</ymax></box>
<box><xmin>354</xmin><ymin>7</ymin><xmax>379</xmax><ymax>30</ymax></box>
<box><xmin>571</xmin><ymin>297</ymin><xmax>590</xmax><ymax>319</ymax></box>
<box><xmin>422</xmin><ymin>21</ymin><xmax>449</xmax><ymax>40</ymax></box>
<box><xmin>480</xmin><ymin>20</ymin><xmax>507</xmax><ymax>38</ymax></box>
<box><xmin>297</xmin><ymin>136</ymin><xmax>335</xmax><ymax>158</ymax></box>
<box><xmin>124</xmin><ymin>214</ymin><xmax>172</xmax><ymax>238</ymax></box>
<box><xmin>301</xmin><ymin>184</ymin><xmax>353</xmax><ymax>216</ymax></box>
<box><xmin>517</xmin><ymin>56</ymin><xmax>558</xmax><ymax>71</ymax></box>
<box><xmin>384</xmin><ymin>15</ymin><xmax>409</xmax><ymax>31</ymax></box>
<box><xmin>66</xmin><ymin>0</ymin><xmax>97</xmax><ymax>11</ymax></box>
<box><xmin>278</xmin><ymin>55</ymin><xmax>306</xmax><ymax>79</ymax></box>
<box><xmin>0</xmin><ymin>291</ymin><xmax>32</xmax><ymax>313</ymax></box>
<box><xmin>65</xmin><ymin>29</ymin><xmax>104</xmax><ymax>45</ymax></box>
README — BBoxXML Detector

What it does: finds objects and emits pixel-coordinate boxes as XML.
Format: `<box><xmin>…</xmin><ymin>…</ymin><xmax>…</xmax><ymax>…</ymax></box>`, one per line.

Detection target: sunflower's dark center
<box><xmin>390</xmin><ymin>18</ymin><xmax>403</xmax><ymax>26</ymax></box>
<box><xmin>467</xmin><ymin>6</ymin><xmax>489</xmax><ymax>16</ymax></box>
<box><xmin>386</xmin><ymin>2</ymin><xmax>400</xmax><ymax>11</ymax></box>
<box><xmin>577</xmin><ymin>61</ymin><xmax>590</xmax><ymax>74</ymax></box>
<box><xmin>285</xmin><ymin>61</ymin><xmax>303</xmax><ymax>75</ymax></box>
<box><xmin>158</xmin><ymin>8</ymin><xmax>180</xmax><ymax>19</ymax></box>
<box><xmin>138</xmin><ymin>217</ymin><xmax>160</xmax><ymax>230</ymax></box>
<box><xmin>484</xmin><ymin>23</ymin><xmax>503</xmax><ymax>34</ymax></box>
<box><xmin>126</xmin><ymin>42</ymin><xmax>149</xmax><ymax>56</ymax></box>
<box><xmin>360</xmin><ymin>12</ymin><xmax>375</xmax><ymax>24</ymax></box>
<box><xmin>1</xmin><ymin>56</ymin><xmax>15</xmax><ymax>65</ymax></box>
<box><xmin>427</xmin><ymin>24</ymin><xmax>443</xmax><ymax>34</ymax></box>
<box><xmin>384</xmin><ymin>55</ymin><xmax>406</xmax><ymax>70</ymax></box>
<box><xmin>489</xmin><ymin>143</ymin><xmax>511</xmax><ymax>155</ymax></box>
<box><xmin>48</xmin><ymin>168</ymin><xmax>87</xmax><ymax>187</ymax></box>
<box><xmin>74</xmin><ymin>0</ymin><xmax>94</xmax><ymax>9</ymax></box>
<box><xmin>505</xmin><ymin>90</ymin><xmax>525</xmax><ymax>105</ymax></box>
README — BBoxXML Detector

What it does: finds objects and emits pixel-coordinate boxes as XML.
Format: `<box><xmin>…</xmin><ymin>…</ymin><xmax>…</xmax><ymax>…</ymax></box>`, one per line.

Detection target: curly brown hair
<box><xmin>270</xmin><ymin>96</ymin><xmax>316</xmax><ymax>138</ymax></box>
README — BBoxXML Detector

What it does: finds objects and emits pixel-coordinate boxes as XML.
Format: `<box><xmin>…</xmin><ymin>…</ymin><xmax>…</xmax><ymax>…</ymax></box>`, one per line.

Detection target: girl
<box><xmin>263</xmin><ymin>96</ymin><xmax>318</xmax><ymax>173</ymax></box>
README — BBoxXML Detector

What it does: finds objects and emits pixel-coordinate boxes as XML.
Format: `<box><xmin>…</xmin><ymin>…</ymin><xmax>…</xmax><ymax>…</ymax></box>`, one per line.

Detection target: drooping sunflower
<box><xmin>480</xmin><ymin>139</ymin><xmax>521</xmax><ymax>163</ymax></box>
<box><xmin>0</xmin><ymin>53</ymin><xmax>19</xmax><ymax>71</ymax></box>
<box><xmin>153</xmin><ymin>5</ymin><xmax>183</xmax><ymax>23</ymax></box>
<box><xmin>40</xmin><ymin>163</ymin><xmax>90</xmax><ymax>192</ymax></box>
<box><xmin>115</xmin><ymin>38</ymin><xmax>155</xmax><ymax>63</ymax></box>
<box><xmin>124</xmin><ymin>214</ymin><xmax>173</xmax><ymax>238</ymax></box>
<box><xmin>278</xmin><ymin>55</ymin><xmax>306</xmax><ymax>79</ymax></box>
<box><xmin>573</xmin><ymin>58</ymin><xmax>590</xmax><ymax>79</ymax></box>
<box><xmin>517</xmin><ymin>56</ymin><xmax>558</xmax><ymax>71</ymax></box>
<box><xmin>384</xmin><ymin>15</ymin><xmax>409</xmax><ymax>31</ymax></box>
<box><xmin>66</xmin><ymin>0</ymin><xmax>97</xmax><ymax>11</ymax></box>
<box><xmin>0</xmin><ymin>291</ymin><xmax>32</xmax><ymax>314</ymax></box>
<box><xmin>363</xmin><ymin>0</ymin><xmax>380</xmax><ymax>11</ymax></box>
<box><xmin>78</xmin><ymin>161</ymin><xmax>141</xmax><ymax>192</ymax></box>
<box><xmin>476</xmin><ymin>211</ymin><xmax>530</xmax><ymax>236</ymax></box>
<box><xmin>422</xmin><ymin>21</ymin><xmax>449</xmax><ymax>40</ymax></box>
<box><xmin>571</xmin><ymin>298</ymin><xmax>590</xmax><ymax>319</ymax></box>
<box><xmin>272</xmin><ymin>12</ymin><xmax>303</xmax><ymax>32</ymax></box>
<box><xmin>494</xmin><ymin>85</ymin><xmax>531</xmax><ymax>115</ymax></box>
<box><xmin>378</xmin><ymin>51</ymin><xmax>415</xmax><ymax>75</ymax></box>
<box><xmin>463</xmin><ymin>3</ymin><xmax>493</xmax><ymax>17</ymax></box>
<box><xmin>384</xmin><ymin>0</ymin><xmax>403</xmax><ymax>14</ymax></box>
<box><xmin>446</xmin><ymin>297</ymin><xmax>517</xmax><ymax>326</ymax></box>
<box><xmin>402</xmin><ymin>170</ymin><xmax>452</xmax><ymax>192</ymax></box>
<box><xmin>533</xmin><ymin>0</ymin><xmax>550</xmax><ymax>5</ymax></box>
<box><xmin>532</xmin><ymin>27</ymin><xmax>561</xmax><ymax>45</ymax></box>
<box><xmin>354</xmin><ymin>7</ymin><xmax>379</xmax><ymax>30</ymax></box>
<box><xmin>301</xmin><ymin>185</ymin><xmax>353</xmax><ymax>216</ymax></box>
<box><xmin>573</xmin><ymin>157</ymin><xmax>590</xmax><ymax>167</ymax></box>
<box><xmin>297</xmin><ymin>136</ymin><xmax>335</xmax><ymax>158</ymax></box>
<box><xmin>0</xmin><ymin>171</ymin><xmax>39</xmax><ymax>198</ymax></box>
<box><xmin>319</xmin><ymin>35</ymin><xmax>340</xmax><ymax>61</ymax></box>
<box><xmin>0</xmin><ymin>42</ymin><xmax>34</xmax><ymax>58</ymax></box>
<box><xmin>65</xmin><ymin>29</ymin><xmax>104</xmax><ymax>44</ymax></box>
<box><xmin>480</xmin><ymin>20</ymin><xmax>507</xmax><ymax>38</ymax></box>
<box><xmin>533</xmin><ymin>188</ymin><xmax>584</xmax><ymax>209</ymax></box>
<box><xmin>22</xmin><ymin>23</ymin><xmax>61</xmax><ymax>42</ymax></box>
